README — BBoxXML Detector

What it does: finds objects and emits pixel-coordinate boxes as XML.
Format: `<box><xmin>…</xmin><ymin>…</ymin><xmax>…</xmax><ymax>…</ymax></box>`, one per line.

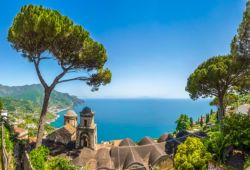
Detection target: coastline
<box><xmin>46</xmin><ymin>106</ymin><xmax>72</xmax><ymax>124</ymax></box>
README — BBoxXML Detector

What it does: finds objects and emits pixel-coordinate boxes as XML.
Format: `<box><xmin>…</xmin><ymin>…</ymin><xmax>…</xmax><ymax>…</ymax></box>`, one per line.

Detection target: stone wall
<box><xmin>1</xmin><ymin>124</ymin><xmax>8</xmax><ymax>170</ymax></box>
<box><xmin>23</xmin><ymin>151</ymin><xmax>34</xmax><ymax>170</ymax></box>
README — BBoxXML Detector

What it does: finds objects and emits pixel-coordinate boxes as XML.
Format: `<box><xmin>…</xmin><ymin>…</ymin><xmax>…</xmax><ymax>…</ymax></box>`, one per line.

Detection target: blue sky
<box><xmin>0</xmin><ymin>0</ymin><xmax>246</xmax><ymax>98</ymax></box>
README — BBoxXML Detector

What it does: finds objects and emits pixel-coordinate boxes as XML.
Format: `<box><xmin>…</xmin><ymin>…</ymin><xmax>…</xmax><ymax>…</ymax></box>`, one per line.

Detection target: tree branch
<box><xmin>58</xmin><ymin>76</ymin><xmax>89</xmax><ymax>84</ymax></box>
<box><xmin>33</xmin><ymin>57</ymin><xmax>48</xmax><ymax>88</ymax></box>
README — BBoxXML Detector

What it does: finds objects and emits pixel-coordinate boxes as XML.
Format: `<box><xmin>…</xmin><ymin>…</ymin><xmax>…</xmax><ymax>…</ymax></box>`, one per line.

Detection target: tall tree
<box><xmin>186</xmin><ymin>55</ymin><xmax>250</xmax><ymax>123</ymax></box>
<box><xmin>8</xmin><ymin>5</ymin><xmax>111</xmax><ymax>147</ymax></box>
<box><xmin>175</xmin><ymin>114</ymin><xmax>190</xmax><ymax>132</ymax></box>
<box><xmin>231</xmin><ymin>1</ymin><xmax>250</xmax><ymax>58</ymax></box>
<box><xmin>209</xmin><ymin>93</ymin><xmax>238</xmax><ymax>109</ymax></box>
<box><xmin>0</xmin><ymin>99</ymin><xmax>3</xmax><ymax>112</ymax></box>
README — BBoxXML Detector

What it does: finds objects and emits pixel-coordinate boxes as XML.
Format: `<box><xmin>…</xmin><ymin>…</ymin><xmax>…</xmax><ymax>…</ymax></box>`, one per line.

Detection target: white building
<box><xmin>237</xmin><ymin>104</ymin><xmax>250</xmax><ymax>116</ymax></box>
<box><xmin>1</xmin><ymin>110</ymin><xmax>8</xmax><ymax>119</ymax></box>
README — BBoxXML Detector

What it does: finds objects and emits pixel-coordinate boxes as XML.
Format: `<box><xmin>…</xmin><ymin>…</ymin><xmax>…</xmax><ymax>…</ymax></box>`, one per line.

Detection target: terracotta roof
<box><xmin>95</xmin><ymin>148</ymin><xmax>115</xmax><ymax>170</ymax></box>
<box><xmin>64</xmin><ymin>124</ymin><xmax>76</xmax><ymax>135</ymax></box>
<box><xmin>46</xmin><ymin>125</ymin><xmax>76</xmax><ymax>145</ymax></box>
<box><xmin>109</xmin><ymin>136</ymin><xmax>168</xmax><ymax>169</ymax></box>
<box><xmin>119</xmin><ymin>138</ymin><xmax>136</xmax><ymax>147</ymax></box>
<box><xmin>13</xmin><ymin>126</ymin><xmax>28</xmax><ymax>135</ymax></box>
<box><xmin>64</xmin><ymin>110</ymin><xmax>77</xmax><ymax>117</ymax></box>
<box><xmin>72</xmin><ymin>132</ymin><xmax>206</xmax><ymax>169</ymax></box>
<box><xmin>29</xmin><ymin>137</ymin><xmax>37</xmax><ymax>144</ymax></box>
<box><xmin>157</xmin><ymin>133</ymin><xmax>170</xmax><ymax>143</ymax></box>
<box><xmin>72</xmin><ymin>148</ymin><xmax>96</xmax><ymax>167</ymax></box>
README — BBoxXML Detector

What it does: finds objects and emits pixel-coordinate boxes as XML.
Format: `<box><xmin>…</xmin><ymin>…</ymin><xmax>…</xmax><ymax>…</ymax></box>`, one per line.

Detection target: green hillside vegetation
<box><xmin>237</xmin><ymin>93</ymin><xmax>250</xmax><ymax>105</ymax></box>
<box><xmin>0</xmin><ymin>84</ymin><xmax>83</xmax><ymax>113</ymax></box>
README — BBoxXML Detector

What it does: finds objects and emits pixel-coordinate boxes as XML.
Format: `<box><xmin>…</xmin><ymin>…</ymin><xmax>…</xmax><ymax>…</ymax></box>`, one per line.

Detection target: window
<box><xmin>84</xmin><ymin>120</ymin><xmax>87</xmax><ymax>127</ymax></box>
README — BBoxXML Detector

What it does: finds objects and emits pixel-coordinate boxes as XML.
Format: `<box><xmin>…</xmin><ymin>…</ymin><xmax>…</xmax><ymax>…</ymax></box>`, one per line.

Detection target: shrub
<box><xmin>222</xmin><ymin>114</ymin><xmax>250</xmax><ymax>149</ymax></box>
<box><xmin>203</xmin><ymin>131</ymin><xmax>229</xmax><ymax>163</ymax></box>
<box><xmin>244</xmin><ymin>156</ymin><xmax>250</xmax><ymax>169</ymax></box>
<box><xmin>174</xmin><ymin>137</ymin><xmax>211</xmax><ymax>170</ymax></box>
<box><xmin>47</xmin><ymin>156</ymin><xmax>79</xmax><ymax>170</ymax></box>
<box><xmin>175</xmin><ymin>114</ymin><xmax>191</xmax><ymax>132</ymax></box>
<box><xmin>4</xmin><ymin>126</ymin><xmax>14</xmax><ymax>153</ymax></box>
<box><xmin>29</xmin><ymin>146</ymin><xmax>49</xmax><ymax>170</ymax></box>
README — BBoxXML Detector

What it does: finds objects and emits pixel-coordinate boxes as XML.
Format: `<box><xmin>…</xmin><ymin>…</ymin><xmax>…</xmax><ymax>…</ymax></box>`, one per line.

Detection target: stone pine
<box><xmin>8</xmin><ymin>5</ymin><xmax>112</xmax><ymax>147</ymax></box>
<box><xmin>186</xmin><ymin>55</ymin><xmax>250</xmax><ymax>123</ymax></box>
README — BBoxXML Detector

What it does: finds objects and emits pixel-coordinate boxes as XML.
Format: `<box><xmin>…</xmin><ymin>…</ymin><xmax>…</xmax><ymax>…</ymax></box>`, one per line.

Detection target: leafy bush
<box><xmin>203</xmin><ymin>131</ymin><xmax>229</xmax><ymax>163</ymax></box>
<box><xmin>222</xmin><ymin>114</ymin><xmax>250</xmax><ymax>149</ymax></box>
<box><xmin>47</xmin><ymin>156</ymin><xmax>79</xmax><ymax>170</ymax></box>
<box><xmin>175</xmin><ymin>114</ymin><xmax>191</xmax><ymax>132</ymax></box>
<box><xmin>29</xmin><ymin>146</ymin><xmax>49</xmax><ymax>170</ymax></box>
<box><xmin>244</xmin><ymin>156</ymin><xmax>250</xmax><ymax>169</ymax></box>
<box><xmin>4</xmin><ymin>126</ymin><xmax>14</xmax><ymax>153</ymax></box>
<box><xmin>174</xmin><ymin>137</ymin><xmax>211</xmax><ymax>170</ymax></box>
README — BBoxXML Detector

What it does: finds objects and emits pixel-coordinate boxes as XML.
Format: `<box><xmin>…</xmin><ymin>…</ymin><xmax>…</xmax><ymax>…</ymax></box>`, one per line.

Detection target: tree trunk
<box><xmin>36</xmin><ymin>88</ymin><xmax>52</xmax><ymax>148</ymax></box>
<box><xmin>218</xmin><ymin>96</ymin><xmax>225</xmax><ymax>124</ymax></box>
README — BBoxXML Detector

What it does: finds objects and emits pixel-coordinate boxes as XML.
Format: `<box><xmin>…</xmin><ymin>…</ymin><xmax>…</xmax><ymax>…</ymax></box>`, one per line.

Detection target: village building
<box><xmin>236</xmin><ymin>104</ymin><xmax>250</xmax><ymax>116</ymax></box>
<box><xmin>13</xmin><ymin>126</ymin><xmax>28</xmax><ymax>140</ymax></box>
<box><xmin>45</xmin><ymin>106</ymin><xmax>207</xmax><ymax>170</ymax></box>
<box><xmin>76</xmin><ymin>107</ymin><xmax>97</xmax><ymax>150</ymax></box>
<box><xmin>1</xmin><ymin>110</ymin><xmax>8</xmax><ymax>120</ymax></box>
<box><xmin>46</xmin><ymin>110</ymin><xmax>77</xmax><ymax>145</ymax></box>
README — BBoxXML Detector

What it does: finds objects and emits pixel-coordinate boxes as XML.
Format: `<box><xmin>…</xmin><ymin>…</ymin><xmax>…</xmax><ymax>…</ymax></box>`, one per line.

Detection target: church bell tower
<box><xmin>76</xmin><ymin>107</ymin><xmax>97</xmax><ymax>150</ymax></box>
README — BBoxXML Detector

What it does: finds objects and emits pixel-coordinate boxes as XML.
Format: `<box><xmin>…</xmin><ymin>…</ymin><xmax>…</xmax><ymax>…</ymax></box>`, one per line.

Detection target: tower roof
<box><xmin>80</xmin><ymin>106</ymin><xmax>94</xmax><ymax>117</ymax></box>
<box><xmin>64</xmin><ymin>110</ymin><xmax>77</xmax><ymax>117</ymax></box>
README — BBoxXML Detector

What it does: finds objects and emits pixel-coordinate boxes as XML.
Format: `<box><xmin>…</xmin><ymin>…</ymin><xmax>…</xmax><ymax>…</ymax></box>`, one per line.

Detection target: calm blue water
<box><xmin>51</xmin><ymin>99</ymin><xmax>215</xmax><ymax>143</ymax></box>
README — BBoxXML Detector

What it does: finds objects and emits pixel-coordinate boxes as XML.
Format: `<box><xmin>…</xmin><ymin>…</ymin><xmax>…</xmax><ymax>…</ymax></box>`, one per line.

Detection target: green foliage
<box><xmin>29</xmin><ymin>146</ymin><xmax>49</xmax><ymax>170</ymax></box>
<box><xmin>8</xmin><ymin>5</ymin><xmax>111</xmax><ymax>91</ymax></box>
<box><xmin>152</xmin><ymin>166</ymin><xmax>160</xmax><ymax>170</ymax></box>
<box><xmin>210</xmin><ymin>94</ymin><xmax>239</xmax><ymax>108</ymax></box>
<box><xmin>186</xmin><ymin>55</ymin><xmax>249</xmax><ymax>100</ymax></box>
<box><xmin>200</xmin><ymin>116</ymin><xmax>204</xmax><ymax>127</ymax></box>
<box><xmin>47</xmin><ymin>156</ymin><xmax>79</xmax><ymax>170</ymax></box>
<box><xmin>174</xmin><ymin>137</ymin><xmax>212</xmax><ymax>170</ymax></box>
<box><xmin>186</xmin><ymin>55</ymin><xmax>250</xmax><ymax>121</ymax></box>
<box><xmin>206</xmin><ymin>114</ymin><xmax>209</xmax><ymax>124</ymax></box>
<box><xmin>231</xmin><ymin>1</ymin><xmax>250</xmax><ymax>58</ymax></box>
<box><xmin>8</xmin><ymin>5</ymin><xmax>111</xmax><ymax>146</ymax></box>
<box><xmin>204</xmin><ymin>131</ymin><xmax>229</xmax><ymax>163</ymax></box>
<box><xmin>0</xmin><ymin>84</ymin><xmax>83</xmax><ymax>112</ymax></box>
<box><xmin>237</xmin><ymin>92</ymin><xmax>250</xmax><ymax>105</ymax></box>
<box><xmin>0</xmin><ymin>96</ymin><xmax>40</xmax><ymax>112</ymax></box>
<box><xmin>44</xmin><ymin>124</ymin><xmax>56</xmax><ymax>134</ymax></box>
<box><xmin>0</xmin><ymin>125</ymin><xmax>14</xmax><ymax>152</ymax></box>
<box><xmin>0</xmin><ymin>99</ymin><xmax>3</xmax><ymax>111</ymax></box>
<box><xmin>190</xmin><ymin>117</ymin><xmax>193</xmax><ymax>127</ymax></box>
<box><xmin>210</xmin><ymin>109</ymin><xmax>213</xmax><ymax>115</ymax></box>
<box><xmin>222</xmin><ymin>114</ymin><xmax>250</xmax><ymax>149</ymax></box>
<box><xmin>175</xmin><ymin>114</ymin><xmax>191</xmax><ymax>132</ymax></box>
<box><xmin>244</xmin><ymin>156</ymin><xmax>250</xmax><ymax>169</ymax></box>
<box><xmin>204</xmin><ymin>113</ymin><xmax>250</xmax><ymax>164</ymax></box>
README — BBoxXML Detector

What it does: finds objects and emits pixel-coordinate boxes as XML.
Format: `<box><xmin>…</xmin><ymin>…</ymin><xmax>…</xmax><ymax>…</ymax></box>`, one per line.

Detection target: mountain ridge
<box><xmin>0</xmin><ymin>84</ymin><xmax>83</xmax><ymax>112</ymax></box>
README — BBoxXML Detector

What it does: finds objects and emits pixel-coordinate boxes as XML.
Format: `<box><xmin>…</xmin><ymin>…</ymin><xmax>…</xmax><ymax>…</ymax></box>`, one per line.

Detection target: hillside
<box><xmin>0</xmin><ymin>84</ymin><xmax>83</xmax><ymax>112</ymax></box>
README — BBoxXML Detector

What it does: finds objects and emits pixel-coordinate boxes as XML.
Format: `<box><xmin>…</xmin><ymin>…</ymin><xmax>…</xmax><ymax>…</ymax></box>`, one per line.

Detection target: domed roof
<box><xmin>80</xmin><ymin>106</ymin><xmax>94</xmax><ymax>117</ymax></box>
<box><xmin>157</xmin><ymin>133</ymin><xmax>170</xmax><ymax>143</ymax></box>
<box><xmin>138</xmin><ymin>136</ymin><xmax>154</xmax><ymax>146</ymax></box>
<box><xmin>119</xmin><ymin>138</ymin><xmax>136</xmax><ymax>147</ymax></box>
<box><xmin>64</xmin><ymin>110</ymin><xmax>77</xmax><ymax>117</ymax></box>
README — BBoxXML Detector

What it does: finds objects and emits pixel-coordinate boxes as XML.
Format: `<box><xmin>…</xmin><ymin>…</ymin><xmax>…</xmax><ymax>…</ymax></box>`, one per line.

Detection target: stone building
<box><xmin>237</xmin><ymin>104</ymin><xmax>250</xmax><ymax>116</ymax></box>
<box><xmin>46</xmin><ymin>110</ymin><xmax>77</xmax><ymax>145</ymax></box>
<box><xmin>64</xmin><ymin>110</ymin><xmax>78</xmax><ymax>127</ymax></box>
<box><xmin>76</xmin><ymin>107</ymin><xmax>97</xmax><ymax>150</ymax></box>
<box><xmin>46</xmin><ymin>107</ymin><xmax>206</xmax><ymax>169</ymax></box>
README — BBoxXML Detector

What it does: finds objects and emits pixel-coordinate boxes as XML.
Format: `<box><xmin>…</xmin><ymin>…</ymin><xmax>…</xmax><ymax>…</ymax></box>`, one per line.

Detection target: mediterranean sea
<box><xmin>51</xmin><ymin>99</ymin><xmax>215</xmax><ymax>143</ymax></box>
